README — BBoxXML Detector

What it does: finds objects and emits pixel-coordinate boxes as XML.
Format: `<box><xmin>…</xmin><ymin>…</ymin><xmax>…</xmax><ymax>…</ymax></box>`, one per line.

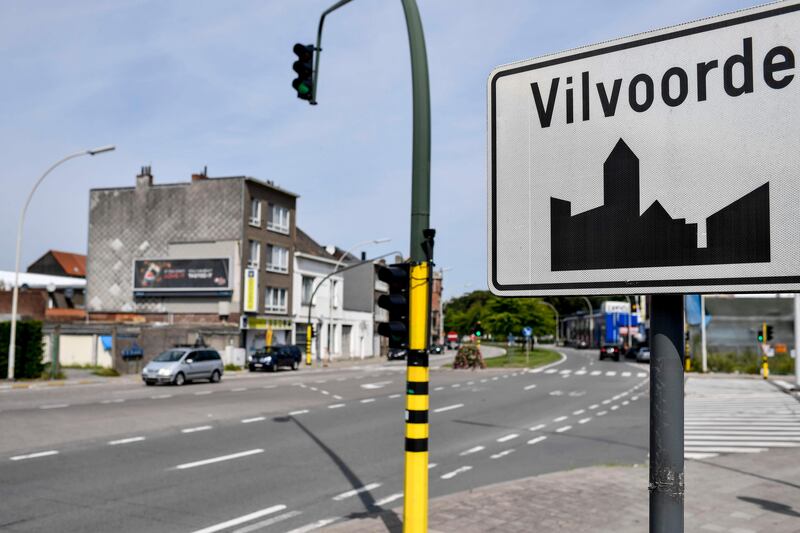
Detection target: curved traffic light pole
<box><xmin>301</xmin><ymin>2</ymin><xmax>432</xmax><ymax>530</ymax></box>
<box><xmin>303</xmin><ymin>251</ymin><xmax>402</xmax><ymax>366</ymax></box>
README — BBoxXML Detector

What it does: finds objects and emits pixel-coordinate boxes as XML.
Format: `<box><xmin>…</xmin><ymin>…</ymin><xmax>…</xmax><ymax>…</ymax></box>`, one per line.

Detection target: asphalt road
<box><xmin>0</xmin><ymin>347</ymin><xmax>650</xmax><ymax>532</ymax></box>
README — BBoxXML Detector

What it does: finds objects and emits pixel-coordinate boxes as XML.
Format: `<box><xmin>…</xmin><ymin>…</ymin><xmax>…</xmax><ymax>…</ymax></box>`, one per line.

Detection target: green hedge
<box><xmin>689</xmin><ymin>351</ymin><xmax>795</xmax><ymax>375</ymax></box>
<box><xmin>0</xmin><ymin>321</ymin><xmax>44</xmax><ymax>379</ymax></box>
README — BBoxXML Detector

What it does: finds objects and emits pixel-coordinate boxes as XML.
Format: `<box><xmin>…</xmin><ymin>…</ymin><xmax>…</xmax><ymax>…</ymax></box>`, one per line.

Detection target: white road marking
<box><xmin>637</xmin><ymin>372</ymin><xmax>648</xmax><ymax>377</ymax></box>
<box><xmin>328</xmin><ymin>404</ymin><xmax>346</xmax><ymax>409</ymax></box>
<box><xmin>428</xmin><ymin>463</ymin><xmax>438</xmax><ymax>469</ymax></box>
<box><xmin>151</xmin><ymin>394</ymin><xmax>173</xmax><ymax>399</ymax></box>
<box><xmin>685</xmin><ymin>440</ymin><xmax>800</xmax><ymax>447</ymax></box>
<box><xmin>332</xmin><ymin>483</ymin><xmax>381</xmax><ymax>501</ymax></box>
<box><xmin>460</xmin><ymin>446</ymin><xmax>485</xmax><ymax>456</ymax></box>
<box><xmin>101</xmin><ymin>399</ymin><xmax>125</xmax><ymax>404</ymax></box>
<box><xmin>451</xmin><ymin>384</ymin><xmax>461</xmax><ymax>388</ymax></box>
<box><xmin>553</xmin><ymin>416</ymin><xmax>568</xmax><ymax>422</ymax></box>
<box><xmin>622</xmin><ymin>401</ymin><xmax>630</xmax><ymax>406</ymax></box>
<box><xmin>190</xmin><ymin>504</ymin><xmax>287</xmax><ymax>533</ymax></box>
<box><xmin>589</xmin><ymin>404</ymin><xmax>599</xmax><ymax>410</ymax></box>
<box><xmin>529</xmin><ymin>424</ymin><xmax>546</xmax><ymax>431</ymax></box>
<box><xmin>40</xmin><ymin>404</ymin><xmax>69</xmax><ymax>409</ymax></box>
<box><xmin>597</xmin><ymin>411</ymin><xmax>608</xmax><ymax>416</ymax></box>
<box><xmin>579</xmin><ymin>417</ymin><xmax>592</xmax><ymax>424</ymax></box>
<box><xmin>480</xmin><ymin>379</ymin><xmax>488</xmax><ymax>383</ymax></box>
<box><xmin>492</xmin><ymin>376</ymin><xmax>499</xmax><ymax>381</ymax></box>
<box><xmin>605</xmin><ymin>371</ymin><xmax>617</xmax><ymax>377</ymax></box>
<box><xmin>622</xmin><ymin>372</ymin><xmax>632</xmax><ymax>377</ymax></box>
<box><xmin>527</xmin><ymin>436</ymin><xmax>547</xmax><ymax>445</ymax></box>
<box><xmin>575</xmin><ymin>370</ymin><xmax>587</xmax><ymax>375</ymax></box>
<box><xmin>559</xmin><ymin>369</ymin><xmax>571</xmax><ymax>374</ymax></box>
<box><xmin>467</xmin><ymin>381</ymin><xmax>475</xmax><ymax>385</ymax></box>
<box><xmin>375</xmin><ymin>493</ymin><xmax>403</xmax><ymax>506</ymax></box>
<box><xmin>285</xmin><ymin>518</ymin><xmax>338</xmax><ymax>533</ymax></box>
<box><xmin>232</xmin><ymin>510</ymin><xmax>302</xmax><ymax>533</ymax></box>
<box><xmin>360</xmin><ymin>398</ymin><xmax>375</xmax><ymax>403</ymax></box>
<box><xmin>549</xmin><ymin>390</ymin><xmax>563</xmax><ymax>396</ymax></box>
<box><xmin>555</xmin><ymin>425</ymin><xmax>572</xmax><ymax>433</ymax></box>
<box><xmin>362</xmin><ymin>381</ymin><xmax>392</xmax><ymax>390</ymax></box>
<box><xmin>631</xmin><ymin>396</ymin><xmax>639</xmax><ymax>401</ymax></box>
<box><xmin>684</xmin><ymin>446</ymin><xmax>767</xmax><ymax>453</ymax></box>
<box><xmin>524</xmin><ymin>384</ymin><xmax>537</xmax><ymax>390</ymax></box>
<box><xmin>289</xmin><ymin>410</ymin><xmax>309</xmax><ymax>416</ymax></box>
<box><xmin>241</xmin><ymin>417</ymin><xmax>266</xmax><ymax>424</ymax></box>
<box><xmin>321</xmin><ymin>391</ymin><xmax>330</xmax><ymax>395</ymax></box>
<box><xmin>310</xmin><ymin>387</ymin><xmax>318</xmax><ymax>391</ymax></box>
<box><xmin>262</xmin><ymin>385</ymin><xmax>276</xmax><ymax>389</ymax></box>
<box><xmin>590</xmin><ymin>371</ymin><xmax>601</xmax><ymax>376</ymax></box>
<box><xmin>441</xmin><ymin>466</ymin><xmax>472</xmax><ymax>480</ymax></box>
<box><xmin>10</xmin><ymin>450</ymin><xmax>59</xmax><ymax>461</ymax></box>
<box><xmin>109</xmin><ymin>436</ymin><xmax>145</xmax><ymax>445</ymax></box>
<box><xmin>231</xmin><ymin>388</ymin><xmax>247</xmax><ymax>392</ymax></box>
<box><xmin>434</xmin><ymin>404</ymin><xmax>464</xmax><ymax>413</ymax></box>
<box><xmin>544</xmin><ymin>369</ymin><xmax>557</xmax><ymax>374</ymax></box>
<box><xmin>497</xmin><ymin>433</ymin><xmax>519</xmax><ymax>443</ymax></box>
<box><xmin>389</xmin><ymin>394</ymin><xmax>402</xmax><ymax>399</ymax></box>
<box><xmin>182</xmin><ymin>425</ymin><xmax>213</xmax><ymax>434</ymax></box>
<box><xmin>491</xmin><ymin>449</ymin><xmax>515</xmax><ymax>459</ymax></box>
<box><xmin>572</xmin><ymin>409</ymin><xmax>585</xmax><ymax>415</ymax></box>
<box><xmin>176</xmin><ymin>449</ymin><xmax>264</xmax><ymax>470</ymax></box>
<box><xmin>333</xmin><ymin>395</ymin><xmax>343</xmax><ymax>400</ymax></box>
<box><xmin>611</xmin><ymin>405</ymin><xmax>620</xmax><ymax>411</ymax></box>
<box><xmin>434</xmin><ymin>386</ymin><xmax>444</xmax><ymax>391</ymax></box>
<box><xmin>195</xmin><ymin>391</ymin><xmax>213</xmax><ymax>395</ymax></box>
<box><xmin>684</xmin><ymin>452</ymin><xmax>719</xmax><ymax>460</ymax></box>
<box><xmin>602</xmin><ymin>399</ymin><xmax>611</xmax><ymax>404</ymax></box>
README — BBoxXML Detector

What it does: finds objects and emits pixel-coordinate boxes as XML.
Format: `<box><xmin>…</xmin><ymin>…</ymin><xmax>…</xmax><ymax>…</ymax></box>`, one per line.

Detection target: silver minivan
<box><xmin>142</xmin><ymin>347</ymin><xmax>224</xmax><ymax>386</ymax></box>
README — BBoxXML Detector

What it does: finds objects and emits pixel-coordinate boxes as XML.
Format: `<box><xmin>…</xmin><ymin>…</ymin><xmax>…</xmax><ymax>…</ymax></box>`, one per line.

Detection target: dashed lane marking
<box><xmin>285</xmin><ymin>518</ymin><xmax>339</xmax><ymax>533</ymax></box>
<box><xmin>40</xmin><ymin>404</ymin><xmax>69</xmax><ymax>409</ymax></box>
<box><xmin>491</xmin><ymin>449</ymin><xmax>515</xmax><ymax>459</ymax></box>
<box><xmin>590</xmin><ymin>371</ymin><xmax>601</xmax><ymax>376</ymax></box>
<box><xmin>553</xmin><ymin>416</ymin><xmax>568</xmax><ymax>422</ymax></box>
<box><xmin>589</xmin><ymin>404</ymin><xmax>599</xmax><ymax>410</ymax></box>
<box><xmin>109</xmin><ymin>436</ymin><xmax>145</xmax><ymax>445</ymax></box>
<box><xmin>605</xmin><ymin>371</ymin><xmax>617</xmax><ymax>377</ymax></box>
<box><xmin>389</xmin><ymin>394</ymin><xmax>402</xmax><ymax>399</ymax></box>
<box><xmin>333</xmin><ymin>395</ymin><xmax>343</xmax><ymax>400</ymax></box>
<box><xmin>579</xmin><ymin>417</ymin><xmax>592</xmax><ymax>424</ymax></box>
<box><xmin>175</xmin><ymin>449</ymin><xmax>264</xmax><ymax>470</ymax></box>
<box><xmin>441</xmin><ymin>466</ymin><xmax>472</xmax><ymax>480</ymax></box>
<box><xmin>497</xmin><ymin>433</ymin><xmax>519</xmax><ymax>443</ymax></box>
<box><xmin>241</xmin><ymin>417</ymin><xmax>266</xmax><ymax>424</ymax></box>
<box><xmin>529</xmin><ymin>424</ymin><xmax>546</xmax><ymax>431</ymax></box>
<box><xmin>360</xmin><ymin>398</ymin><xmax>375</xmax><ymax>403</ymax></box>
<box><xmin>231</xmin><ymin>510</ymin><xmax>302</xmax><ymax>533</ymax></box>
<box><xmin>556</xmin><ymin>425</ymin><xmax>572</xmax><ymax>433</ymax></box>
<box><xmin>289</xmin><ymin>410</ymin><xmax>309</xmax><ymax>416</ymax></box>
<box><xmin>231</xmin><ymin>388</ymin><xmax>247</xmax><ymax>392</ymax></box>
<box><xmin>434</xmin><ymin>404</ymin><xmax>464</xmax><ymax>413</ymax></box>
<box><xmin>573</xmin><ymin>409</ymin><xmax>585</xmax><ymax>415</ymax></box>
<box><xmin>434</xmin><ymin>386</ymin><xmax>445</xmax><ymax>391</ymax></box>
<box><xmin>195</xmin><ymin>391</ymin><xmax>213</xmax><ymax>395</ymax></box>
<box><xmin>527</xmin><ymin>436</ymin><xmax>547</xmax><ymax>445</ymax></box>
<box><xmin>622</xmin><ymin>372</ymin><xmax>632</xmax><ymax>377</ymax></box>
<box><xmin>597</xmin><ymin>411</ymin><xmax>608</xmax><ymax>416</ymax></box>
<box><xmin>374</xmin><ymin>493</ymin><xmax>403</xmax><ymax>506</ymax></box>
<box><xmin>10</xmin><ymin>450</ymin><xmax>59</xmax><ymax>461</ymax></box>
<box><xmin>189</xmin><ymin>504</ymin><xmax>287</xmax><ymax>533</ymax></box>
<box><xmin>182</xmin><ymin>425</ymin><xmax>213</xmax><ymax>434</ymax></box>
<box><xmin>101</xmin><ymin>399</ymin><xmax>125</xmax><ymax>404</ymax></box>
<box><xmin>524</xmin><ymin>384</ymin><xmax>537</xmax><ymax>390</ymax></box>
<box><xmin>460</xmin><ymin>446</ymin><xmax>485</xmax><ymax>456</ymax></box>
<box><xmin>328</xmin><ymin>404</ymin><xmax>346</xmax><ymax>409</ymax></box>
<box><xmin>332</xmin><ymin>483</ymin><xmax>381</xmax><ymax>501</ymax></box>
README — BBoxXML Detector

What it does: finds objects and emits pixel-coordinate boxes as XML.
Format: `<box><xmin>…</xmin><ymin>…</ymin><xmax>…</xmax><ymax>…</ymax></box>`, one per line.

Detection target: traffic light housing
<box><xmin>292</xmin><ymin>43</ymin><xmax>314</xmax><ymax>101</ymax></box>
<box><xmin>766</xmin><ymin>324</ymin><xmax>774</xmax><ymax>342</ymax></box>
<box><xmin>377</xmin><ymin>263</ymin><xmax>410</xmax><ymax>349</ymax></box>
<box><xmin>473</xmin><ymin>321</ymin><xmax>483</xmax><ymax>338</ymax></box>
<box><xmin>757</xmin><ymin>323</ymin><xmax>765</xmax><ymax>343</ymax></box>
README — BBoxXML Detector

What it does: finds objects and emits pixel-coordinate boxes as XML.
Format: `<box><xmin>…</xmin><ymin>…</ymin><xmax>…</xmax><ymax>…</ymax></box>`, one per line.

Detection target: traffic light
<box><xmin>292</xmin><ymin>43</ymin><xmax>314</xmax><ymax>101</ymax></box>
<box><xmin>377</xmin><ymin>263</ymin><xmax>410</xmax><ymax>348</ymax></box>
<box><xmin>757</xmin><ymin>322</ymin><xmax>765</xmax><ymax>343</ymax></box>
<box><xmin>473</xmin><ymin>321</ymin><xmax>483</xmax><ymax>338</ymax></box>
<box><xmin>766</xmin><ymin>324</ymin><xmax>774</xmax><ymax>342</ymax></box>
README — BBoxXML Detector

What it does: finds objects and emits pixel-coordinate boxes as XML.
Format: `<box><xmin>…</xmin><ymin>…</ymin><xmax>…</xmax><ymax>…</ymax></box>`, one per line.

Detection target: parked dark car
<box><xmin>248</xmin><ymin>345</ymin><xmax>301</xmax><ymax>372</ymax></box>
<box><xmin>387</xmin><ymin>348</ymin><xmax>407</xmax><ymax>360</ymax></box>
<box><xmin>599</xmin><ymin>343</ymin><xmax>621</xmax><ymax>361</ymax></box>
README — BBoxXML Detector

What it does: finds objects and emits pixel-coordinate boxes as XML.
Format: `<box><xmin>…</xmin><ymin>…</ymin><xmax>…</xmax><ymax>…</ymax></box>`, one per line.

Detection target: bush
<box><xmin>0</xmin><ymin>321</ymin><xmax>44</xmax><ymax>379</ymax></box>
<box><xmin>690</xmin><ymin>351</ymin><xmax>795</xmax><ymax>375</ymax></box>
<box><xmin>453</xmin><ymin>344</ymin><xmax>486</xmax><ymax>370</ymax></box>
<box><xmin>224</xmin><ymin>364</ymin><xmax>243</xmax><ymax>371</ymax></box>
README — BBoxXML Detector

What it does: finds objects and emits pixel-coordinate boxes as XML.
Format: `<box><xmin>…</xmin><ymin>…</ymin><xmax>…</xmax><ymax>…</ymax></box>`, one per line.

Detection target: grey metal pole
<box><xmin>580</xmin><ymin>296</ymin><xmax>593</xmax><ymax>348</ymax></box>
<box><xmin>794</xmin><ymin>294</ymin><xmax>800</xmax><ymax>388</ymax></box>
<box><xmin>649</xmin><ymin>294</ymin><xmax>684</xmax><ymax>533</ymax></box>
<box><xmin>7</xmin><ymin>146</ymin><xmax>115</xmax><ymax>380</ymax></box>
<box><xmin>700</xmin><ymin>295</ymin><xmax>708</xmax><ymax>373</ymax></box>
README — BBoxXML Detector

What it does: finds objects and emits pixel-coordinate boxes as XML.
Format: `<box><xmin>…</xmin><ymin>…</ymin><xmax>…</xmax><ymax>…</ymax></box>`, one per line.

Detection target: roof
<box><xmin>50</xmin><ymin>250</ymin><xmax>86</xmax><ymax>277</ymax></box>
<box><xmin>91</xmin><ymin>175</ymin><xmax>299</xmax><ymax>198</ymax></box>
<box><xmin>295</xmin><ymin>228</ymin><xmax>337</xmax><ymax>260</ymax></box>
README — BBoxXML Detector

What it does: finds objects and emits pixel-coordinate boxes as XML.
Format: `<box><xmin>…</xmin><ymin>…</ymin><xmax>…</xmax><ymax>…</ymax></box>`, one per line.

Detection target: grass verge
<box><xmin>483</xmin><ymin>346</ymin><xmax>561</xmax><ymax>369</ymax></box>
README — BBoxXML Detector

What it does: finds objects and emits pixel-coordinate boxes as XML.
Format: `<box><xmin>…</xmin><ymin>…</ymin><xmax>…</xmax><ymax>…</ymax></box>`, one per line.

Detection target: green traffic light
<box><xmin>298</xmin><ymin>83</ymin><xmax>310</xmax><ymax>95</ymax></box>
<box><xmin>757</xmin><ymin>334</ymin><xmax>764</xmax><ymax>342</ymax></box>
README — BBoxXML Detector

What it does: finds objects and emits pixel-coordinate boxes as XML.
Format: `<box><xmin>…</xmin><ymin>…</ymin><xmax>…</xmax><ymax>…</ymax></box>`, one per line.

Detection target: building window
<box><xmin>249</xmin><ymin>198</ymin><xmax>261</xmax><ymax>227</ymax></box>
<box><xmin>332</xmin><ymin>280</ymin><xmax>339</xmax><ymax>308</ymax></box>
<box><xmin>301</xmin><ymin>276</ymin><xmax>314</xmax><ymax>305</ymax></box>
<box><xmin>248</xmin><ymin>240</ymin><xmax>261</xmax><ymax>268</ymax></box>
<box><xmin>266</xmin><ymin>244</ymin><xmax>289</xmax><ymax>273</ymax></box>
<box><xmin>267</xmin><ymin>204</ymin><xmax>290</xmax><ymax>234</ymax></box>
<box><xmin>265</xmin><ymin>287</ymin><xmax>288</xmax><ymax>313</ymax></box>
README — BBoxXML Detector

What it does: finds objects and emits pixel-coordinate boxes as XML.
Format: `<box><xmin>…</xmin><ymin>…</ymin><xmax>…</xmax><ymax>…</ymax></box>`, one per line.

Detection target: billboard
<box><xmin>488</xmin><ymin>3</ymin><xmax>800</xmax><ymax>296</ymax></box>
<box><xmin>243</xmin><ymin>268</ymin><xmax>258</xmax><ymax>312</ymax></box>
<box><xmin>133</xmin><ymin>258</ymin><xmax>230</xmax><ymax>293</ymax></box>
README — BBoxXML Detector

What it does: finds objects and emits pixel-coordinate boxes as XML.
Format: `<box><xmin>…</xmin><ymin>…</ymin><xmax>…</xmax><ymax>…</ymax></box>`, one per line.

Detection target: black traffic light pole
<box><xmin>649</xmin><ymin>294</ymin><xmax>684</xmax><ymax>533</ymax></box>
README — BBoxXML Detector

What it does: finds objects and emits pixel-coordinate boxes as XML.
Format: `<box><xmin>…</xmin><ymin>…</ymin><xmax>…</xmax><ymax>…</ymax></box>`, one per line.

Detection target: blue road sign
<box><xmin>522</xmin><ymin>326</ymin><xmax>533</xmax><ymax>338</ymax></box>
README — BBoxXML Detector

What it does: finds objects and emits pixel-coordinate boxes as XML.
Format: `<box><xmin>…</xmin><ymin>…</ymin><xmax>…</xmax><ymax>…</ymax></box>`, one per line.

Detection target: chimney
<box><xmin>136</xmin><ymin>166</ymin><xmax>152</xmax><ymax>189</ymax></box>
<box><xmin>191</xmin><ymin>166</ymin><xmax>208</xmax><ymax>182</ymax></box>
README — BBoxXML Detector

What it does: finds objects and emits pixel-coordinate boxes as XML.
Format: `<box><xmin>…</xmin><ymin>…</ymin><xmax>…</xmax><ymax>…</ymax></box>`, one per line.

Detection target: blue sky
<box><xmin>0</xmin><ymin>0</ymin><xmax>761</xmax><ymax>299</ymax></box>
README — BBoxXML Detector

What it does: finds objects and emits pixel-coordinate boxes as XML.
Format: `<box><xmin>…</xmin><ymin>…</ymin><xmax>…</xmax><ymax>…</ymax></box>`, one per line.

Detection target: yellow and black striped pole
<box><xmin>761</xmin><ymin>322</ymin><xmax>769</xmax><ymax>379</ymax></box>
<box><xmin>404</xmin><ymin>261</ymin><xmax>430</xmax><ymax>532</ymax></box>
<box><xmin>306</xmin><ymin>324</ymin><xmax>313</xmax><ymax>366</ymax></box>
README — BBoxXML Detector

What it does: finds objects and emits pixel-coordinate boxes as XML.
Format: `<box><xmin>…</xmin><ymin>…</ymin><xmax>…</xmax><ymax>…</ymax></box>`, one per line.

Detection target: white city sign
<box><xmin>488</xmin><ymin>2</ymin><xmax>800</xmax><ymax>296</ymax></box>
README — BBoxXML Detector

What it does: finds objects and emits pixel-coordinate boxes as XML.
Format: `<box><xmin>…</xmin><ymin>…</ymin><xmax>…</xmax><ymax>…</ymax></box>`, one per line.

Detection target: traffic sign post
<box><xmin>487</xmin><ymin>4</ymin><xmax>800</xmax><ymax>532</ymax></box>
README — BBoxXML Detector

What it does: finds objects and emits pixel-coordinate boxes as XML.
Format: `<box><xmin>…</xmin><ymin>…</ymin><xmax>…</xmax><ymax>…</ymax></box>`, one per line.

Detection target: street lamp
<box><xmin>539</xmin><ymin>301</ymin><xmax>560</xmax><ymax>345</ymax></box>
<box><xmin>6</xmin><ymin>145</ymin><xmax>116</xmax><ymax>380</ymax></box>
<box><xmin>580</xmin><ymin>296</ymin><xmax>594</xmax><ymax>348</ymax></box>
<box><xmin>326</xmin><ymin>238</ymin><xmax>390</xmax><ymax>362</ymax></box>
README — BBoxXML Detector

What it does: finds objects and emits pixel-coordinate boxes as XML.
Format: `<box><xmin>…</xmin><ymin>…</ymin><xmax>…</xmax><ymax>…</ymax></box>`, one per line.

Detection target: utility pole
<box><xmin>795</xmin><ymin>295</ymin><xmax>800</xmax><ymax>388</ymax></box>
<box><xmin>700</xmin><ymin>295</ymin><xmax>707</xmax><ymax>373</ymax></box>
<box><xmin>649</xmin><ymin>295</ymin><xmax>684</xmax><ymax>532</ymax></box>
<box><xmin>580</xmin><ymin>297</ymin><xmax>594</xmax><ymax>348</ymax></box>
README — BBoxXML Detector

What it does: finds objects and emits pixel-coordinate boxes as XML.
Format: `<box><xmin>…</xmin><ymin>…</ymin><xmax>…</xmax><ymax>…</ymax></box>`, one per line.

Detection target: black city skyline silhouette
<box><xmin>550</xmin><ymin>139</ymin><xmax>770</xmax><ymax>271</ymax></box>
